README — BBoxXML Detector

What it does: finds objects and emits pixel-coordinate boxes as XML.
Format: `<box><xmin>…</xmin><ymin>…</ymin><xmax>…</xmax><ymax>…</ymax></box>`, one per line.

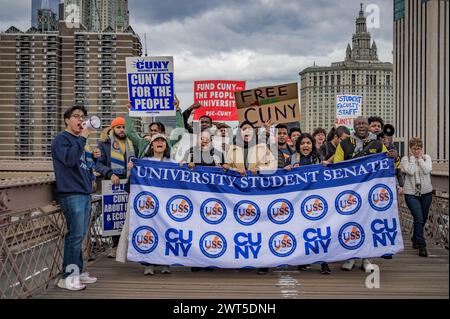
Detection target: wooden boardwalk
<box><xmin>33</xmin><ymin>240</ymin><xmax>448</xmax><ymax>299</ymax></box>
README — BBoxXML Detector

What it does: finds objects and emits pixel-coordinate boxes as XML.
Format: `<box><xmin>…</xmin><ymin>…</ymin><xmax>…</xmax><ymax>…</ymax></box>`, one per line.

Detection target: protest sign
<box><xmin>126</xmin><ymin>56</ymin><xmax>175</xmax><ymax>117</ymax></box>
<box><xmin>127</xmin><ymin>153</ymin><xmax>403</xmax><ymax>267</ymax></box>
<box><xmin>335</xmin><ymin>95</ymin><xmax>362</xmax><ymax>130</ymax></box>
<box><xmin>102</xmin><ymin>180</ymin><xmax>128</xmax><ymax>236</ymax></box>
<box><xmin>234</xmin><ymin>83</ymin><xmax>300</xmax><ymax>127</ymax></box>
<box><xmin>193</xmin><ymin>80</ymin><xmax>245</xmax><ymax>122</ymax></box>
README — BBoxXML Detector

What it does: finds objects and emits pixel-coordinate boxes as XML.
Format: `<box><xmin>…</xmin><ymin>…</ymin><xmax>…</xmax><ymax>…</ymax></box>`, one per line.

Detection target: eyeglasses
<box><xmin>71</xmin><ymin>114</ymin><xmax>86</xmax><ymax>120</ymax></box>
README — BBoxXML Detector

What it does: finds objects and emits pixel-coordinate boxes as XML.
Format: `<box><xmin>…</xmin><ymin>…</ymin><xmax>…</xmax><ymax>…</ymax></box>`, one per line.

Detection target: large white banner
<box><xmin>127</xmin><ymin>153</ymin><xmax>404</xmax><ymax>267</ymax></box>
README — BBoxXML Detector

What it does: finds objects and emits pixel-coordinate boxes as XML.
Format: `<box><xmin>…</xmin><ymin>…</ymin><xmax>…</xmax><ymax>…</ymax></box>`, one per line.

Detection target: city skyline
<box><xmin>0</xmin><ymin>0</ymin><xmax>394</xmax><ymax>107</ymax></box>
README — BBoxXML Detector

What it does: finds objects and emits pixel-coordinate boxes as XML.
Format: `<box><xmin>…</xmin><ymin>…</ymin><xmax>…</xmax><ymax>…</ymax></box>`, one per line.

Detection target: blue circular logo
<box><xmin>133</xmin><ymin>191</ymin><xmax>159</xmax><ymax>219</ymax></box>
<box><xmin>301</xmin><ymin>195</ymin><xmax>328</xmax><ymax>221</ymax></box>
<box><xmin>335</xmin><ymin>191</ymin><xmax>362</xmax><ymax>215</ymax></box>
<box><xmin>269</xmin><ymin>231</ymin><xmax>297</xmax><ymax>257</ymax></box>
<box><xmin>200</xmin><ymin>198</ymin><xmax>227</xmax><ymax>224</ymax></box>
<box><xmin>368</xmin><ymin>184</ymin><xmax>393</xmax><ymax>211</ymax></box>
<box><xmin>267</xmin><ymin>199</ymin><xmax>294</xmax><ymax>224</ymax></box>
<box><xmin>233</xmin><ymin>200</ymin><xmax>261</xmax><ymax>226</ymax></box>
<box><xmin>166</xmin><ymin>195</ymin><xmax>193</xmax><ymax>222</ymax></box>
<box><xmin>338</xmin><ymin>222</ymin><xmax>365</xmax><ymax>250</ymax></box>
<box><xmin>199</xmin><ymin>231</ymin><xmax>227</xmax><ymax>258</ymax></box>
<box><xmin>132</xmin><ymin>226</ymin><xmax>158</xmax><ymax>254</ymax></box>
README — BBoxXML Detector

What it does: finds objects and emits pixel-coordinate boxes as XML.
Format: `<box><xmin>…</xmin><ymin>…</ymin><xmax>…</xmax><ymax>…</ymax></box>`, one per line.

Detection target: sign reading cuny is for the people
<box><xmin>193</xmin><ymin>80</ymin><xmax>246</xmax><ymax>122</ymax></box>
<box><xmin>126</xmin><ymin>56</ymin><xmax>175</xmax><ymax>117</ymax></box>
<box><xmin>234</xmin><ymin>82</ymin><xmax>300</xmax><ymax>127</ymax></box>
<box><xmin>335</xmin><ymin>95</ymin><xmax>362</xmax><ymax>131</ymax></box>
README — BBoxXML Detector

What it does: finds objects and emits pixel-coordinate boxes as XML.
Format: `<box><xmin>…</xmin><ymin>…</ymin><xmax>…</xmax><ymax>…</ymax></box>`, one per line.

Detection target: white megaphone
<box><xmin>82</xmin><ymin>115</ymin><xmax>101</xmax><ymax>130</ymax></box>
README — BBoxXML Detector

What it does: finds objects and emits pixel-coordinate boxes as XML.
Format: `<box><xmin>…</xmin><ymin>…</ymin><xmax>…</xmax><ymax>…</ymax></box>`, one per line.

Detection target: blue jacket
<box><xmin>51</xmin><ymin>131</ymin><xmax>94</xmax><ymax>195</ymax></box>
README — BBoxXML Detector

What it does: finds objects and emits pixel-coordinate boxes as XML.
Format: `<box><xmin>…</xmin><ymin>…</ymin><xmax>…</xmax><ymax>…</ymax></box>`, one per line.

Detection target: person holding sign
<box><xmin>334</xmin><ymin>116</ymin><xmax>396</xmax><ymax>272</ymax></box>
<box><xmin>116</xmin><ymin>134</ymin><xmax>173</xmax><ymax>275</ymax></box>
<box><xmin>285</xmin><ymin>133</ymin><xmax>332</xmax><ymax>275</ymax></box>
<box><xmin>125</xmin><ymin>97</ymin><xmax>184</xmax><ymax>158</ymax></box>
<box><xmin>225</xmin><ymin>121</ymin><xmax>277</xmax><ymax>275</ymax></box>
<box><xmin>96</xmin><ymin>117</ymin><xmax>136</xmax><ymax>258</ymax></box>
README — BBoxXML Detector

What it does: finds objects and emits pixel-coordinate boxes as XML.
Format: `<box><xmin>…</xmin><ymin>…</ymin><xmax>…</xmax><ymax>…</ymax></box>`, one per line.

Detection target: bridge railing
<box><xmin>0</xmin><ymin>196</ymin><xmax>111</xmax><ymax>299</ymax></box>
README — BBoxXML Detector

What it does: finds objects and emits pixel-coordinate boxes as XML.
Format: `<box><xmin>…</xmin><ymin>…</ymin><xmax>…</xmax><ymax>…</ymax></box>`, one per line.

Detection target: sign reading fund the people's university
<box><xmin>234</xmin><ymin>83</ymin><xmax>300</xmax><ymax>127</ymax></box>
<box><xmin>127</xmin><ymin>153</ymin><xmax>404</xmax><ymax>267</ymax></box>
<box><xmin>126</xmin><ymin>56</ymin><xmax>175</xmax><ymax>117</ymax></box>
<box><xmin>194</xmin><ymin>80</ymin><xmax>246</xmax><ymax>122</ymax></box>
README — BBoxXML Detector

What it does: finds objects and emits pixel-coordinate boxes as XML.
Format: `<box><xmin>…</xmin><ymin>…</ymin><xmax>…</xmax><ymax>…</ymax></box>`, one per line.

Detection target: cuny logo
<box><xmin>166</xmin><ymin>195</ymin><xmax>193</xmax><ymax>222</ymax></box>
<box><xmin>199</xmin><ymin>232</ymin><xmax>227</xmax><ymax>258</ymax></box>
<box><xmin>303</xmin><ymin>227</ymin><xmax>331</xmax><ymax>255</ymax></box>
<box><xmin>338</xmin><ymin>222</ymin><xmax>365</xmax><ymax>250</ymax></box>
<box><xmin>133</xmin><ymin>59</ymin><xmax>169</xmax><ymax>71</ymax></box>
<box><xmin>233</xmin><ymin>200</ymin><xmax>261</xmax><ymax>226</ymax></box>
<box><xmin>234</xmin><ymin>232</ymin><xmax>262</xmax><ymax>259</ymax></box>
<box><xmin>132</xmin><ymin>226</ymin><xmax>158</xmax><ymax>254</ymax></box>
<box><xmin>267</xmin><ymin>199</ymin><xmax>294</xmax><ymax>224</ymax></box>
<box><xmin>371</xmin><ymin>218</ymin><xmax>398</xmax><ymax>247</ymax></box>
<box><xmin>369</xmin><ymin>184</ymin><xmax>393</xmax><ymax>211</ymax></box>
<box><xmin>165</xmin><ymin>228</ymin><xmax>193</xmax><ymax>257</ymax></box>
<box><xmin>335</xmin><ymin>191</ymin><xmax>362</xmax><ymax>215</ymax></box>
<box><xmin>200</xmin><ymin>198</ymin><xmax>227</xmax><ymax>224</ymax></box>
<box><xmin>269</xmin><ymin>231</ymin><xmax>297</xmax><ymax>257</ymax></box>
<box><xmin>301</xmin><ymin>195</ymin><xmax>328</xmax><ymax>221</ymax></box>
<box><xmin>133</xmin><ymin>191</ymin><xmax>159</xmax><ymax>219</ymax></box>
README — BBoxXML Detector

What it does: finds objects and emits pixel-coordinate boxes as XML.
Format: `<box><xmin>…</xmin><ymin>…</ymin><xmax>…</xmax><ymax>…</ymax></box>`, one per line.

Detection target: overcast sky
<box><xmin>0</xmin><ymin>0</ymin><xmax>393</xmax><ymax>108</ymax></box>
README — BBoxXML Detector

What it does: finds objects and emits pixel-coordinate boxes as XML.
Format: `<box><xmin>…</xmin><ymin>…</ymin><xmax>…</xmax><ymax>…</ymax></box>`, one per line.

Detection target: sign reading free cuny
<box><xmin>126</xmin><ymin>56</ymin><xmax>175</xmax><ymax>117</ymax></box>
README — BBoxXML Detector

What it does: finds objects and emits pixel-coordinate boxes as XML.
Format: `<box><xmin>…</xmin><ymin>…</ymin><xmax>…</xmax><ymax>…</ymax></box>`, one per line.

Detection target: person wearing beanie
<box><xmin>95</xmin><ymin>116</ymin><xmax>136</xmax><ymax>257</ymax></box>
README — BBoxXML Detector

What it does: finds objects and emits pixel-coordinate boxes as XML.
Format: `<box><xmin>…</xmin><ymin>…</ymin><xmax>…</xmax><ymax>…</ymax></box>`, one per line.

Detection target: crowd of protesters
<box><xmin>51</xmin><ymin>98</ymin><xmax>433</xmax><ymax>291</ymax></box>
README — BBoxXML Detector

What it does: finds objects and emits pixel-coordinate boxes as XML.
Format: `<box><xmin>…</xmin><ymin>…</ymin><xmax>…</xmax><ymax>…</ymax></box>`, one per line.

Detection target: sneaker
<box><xmin>361</xmin><ymin>259</ymin><xmax>375</xmax><ymax>272</ymax></box>
<box><xmin>56</xmin><ymin>277</ymin><xmax>86</xmax><ymax>291</ymax></box>
<box><xmin>381</xmin><ymin>254</ymin><xmax>393</xmax><ymax>259</ymax></box>
<box><xmin>341</xmin><ymin>259</ymin><xmax>356</xmax><ymax>271</ymax></box>
<box><xmin>418</xmin><ymin>246</ymin><xmax>428</xmax><ymax>257</ymax></box>
<box><xmin>161</xmin><ymin>266</ymin><xmax>171</xmax><ymax>274</ymax></box>
<box><xmin>107</xmin><ymin>247</ymin><xmax>117</xmax><ymax>258</ymax></box>
<box><xmin>257</xmin><ymin>268</ymin><xmax>269</xmax><ymax>275</ymax></box>
<box><xmin>144</xmin><ymin>265</ymin><xmax>155</xmax><ymax>275</ymax></box>
<box><xmin>80</xmin><ymin>272</ymin><xmax>97</xmax><ymax>284</ymax></box>
<box><xmin>298</xmin><ymin>264</ymin><xmax>311</xmax><ymax>271</ymax></box>
<box><xmin>320</xmin><ymin>263</ymin><xmax>331</xmax><ymax>275</ymax></box>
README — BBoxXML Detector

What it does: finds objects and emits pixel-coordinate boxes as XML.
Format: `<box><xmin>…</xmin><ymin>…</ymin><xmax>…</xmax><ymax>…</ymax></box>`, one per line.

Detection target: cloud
<box><xmin>0</xmin><ymin>0</ymin><xmax>394</xmax><ymax>108</ymax></box>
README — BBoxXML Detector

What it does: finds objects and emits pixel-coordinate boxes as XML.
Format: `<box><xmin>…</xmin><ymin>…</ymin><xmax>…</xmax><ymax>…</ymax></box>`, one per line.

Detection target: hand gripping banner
<box><xmin>127</xmin><ymin>153</ymin><xmax>404</xmax><ymax>267</ymax></box>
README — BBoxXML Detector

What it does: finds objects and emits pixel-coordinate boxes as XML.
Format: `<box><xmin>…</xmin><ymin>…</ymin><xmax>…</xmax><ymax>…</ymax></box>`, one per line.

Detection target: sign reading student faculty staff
<box><xmin>335</xmin><ymin>95</ymin><xmax>362</xmax><ymax>131</ymax></box>
<box><xmin>126</xmin><ymin>56</ymin><xmax>175</xmax><ymax>117</ymax></box>
<box><xmin>234</xmin><ymin>82</ymin><xmax>300</xmax><ymax>127</ymax></box>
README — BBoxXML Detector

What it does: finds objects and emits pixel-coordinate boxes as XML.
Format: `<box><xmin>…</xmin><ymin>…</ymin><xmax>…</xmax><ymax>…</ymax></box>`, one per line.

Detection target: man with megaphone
<box><xmin>95</xmin><ymin>117</ymin><xmax>137</xmax><ymax>258</ymax></box>
<box><xmin>51</xmin><ymin>105</ymin><xmax>99</xmax><ymax>291</ymax></box>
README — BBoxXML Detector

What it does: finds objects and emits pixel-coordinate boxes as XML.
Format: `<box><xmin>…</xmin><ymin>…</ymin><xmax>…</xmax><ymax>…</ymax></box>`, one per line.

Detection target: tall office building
<box><xmin>394</xmin><ymin>0</ymin><xmax>449</xmax><ymax>161</ymax></box>
<box><xmin>37</xmin><ymin>9</ymin><xmax>58</xmax><ymax>32</ymax></box>
<box><xmin>31</xmin><ymin>0</ymin><xmax>60</xmax><ymax>28</ymax></box>
<box><xmin>299</xmin><ymin>4</ymin><xmax>394</xmax><ymax>134</ymax></box>
<box><xmin>0</xmin><ymin>21</ymin><xmax>142</xmax><ymax>160</ymax></box>
<box><xmin>63</xmin><ymin>0</ymin><xmax>129</xmax><ymax>32</ymax></box>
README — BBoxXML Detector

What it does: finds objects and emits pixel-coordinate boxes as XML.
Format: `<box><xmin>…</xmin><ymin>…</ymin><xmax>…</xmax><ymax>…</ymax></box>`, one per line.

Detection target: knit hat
<box><xmin>111</xmin><ymin>117</ymin><xmax>125</xmax><ymax>128</ymax></box>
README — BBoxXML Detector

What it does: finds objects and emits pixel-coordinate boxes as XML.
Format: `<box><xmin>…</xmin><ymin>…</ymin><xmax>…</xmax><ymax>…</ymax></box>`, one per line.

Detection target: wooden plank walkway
<box><xmin>33</xmin><ymin>240</ymin><xmax>448</xmax><ymax>299</ymax></box>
